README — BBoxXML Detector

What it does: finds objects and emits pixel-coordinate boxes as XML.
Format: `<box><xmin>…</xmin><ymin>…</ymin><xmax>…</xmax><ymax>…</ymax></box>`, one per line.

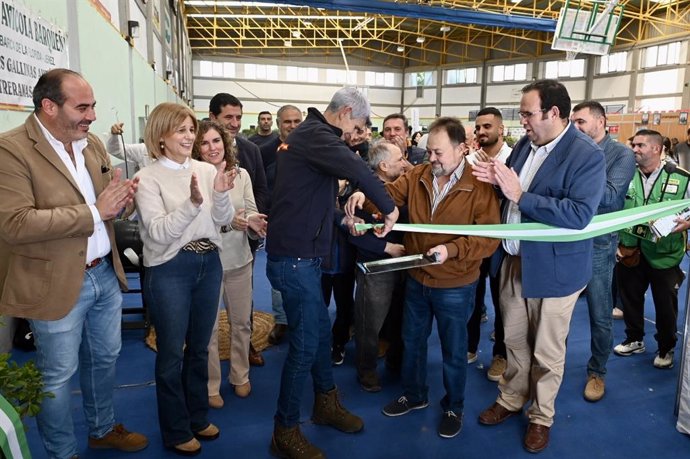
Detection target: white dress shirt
<box><xmin>35</xmin><ymin>115</ymin><xmax>110</xmax><ymax>264</ymax></box>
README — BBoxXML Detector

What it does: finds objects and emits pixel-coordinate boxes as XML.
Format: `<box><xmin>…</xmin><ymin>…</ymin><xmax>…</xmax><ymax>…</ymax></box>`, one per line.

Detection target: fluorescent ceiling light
<box><xmin>510</xmin><ymin>0</ymin><xmax>521</xmax><ymax>3</ymax></box>
<box><xmin>416</xmin><ymin>36</ymin><xmax>425</xmax><ymax>43</ymax></box>
<box><xmin>188</xmin><ymin>14</ymin><xmax>366</xmax><ymax>20</ymax></box>
<box><xmin>284</xmin><ymin>39</ymin><xmax>292</xmax><ymax>46</ymax></box>
<box><xmin>397</xmin><ymin>45</ymin><xmax>404</xmax><ymax>52</ymax></box>
<box><xmin>292</xmin><ymin>30</ymin><xmax>301</xmax><ymax>38</ymax></box>
<box><xmin>440</xmin><ymin>25</ymin><xmax>450</xmax><ymax>32</ymax></box>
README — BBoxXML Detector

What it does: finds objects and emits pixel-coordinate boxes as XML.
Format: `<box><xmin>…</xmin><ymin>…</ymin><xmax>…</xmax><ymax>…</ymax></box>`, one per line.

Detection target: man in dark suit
<box><xmin>209</xmin><ymin>93</ymin><xmax>269</xmax><ymax>366</ymax></box>
<box><xmin>472</xmin><ymin>79</ymin><xmax>605</xmax><ymax>453</ymax></box>
<box><xmin>0</xmin><ymin>69</ymin><xmax>147</xmax><ymax>459</ymax></box>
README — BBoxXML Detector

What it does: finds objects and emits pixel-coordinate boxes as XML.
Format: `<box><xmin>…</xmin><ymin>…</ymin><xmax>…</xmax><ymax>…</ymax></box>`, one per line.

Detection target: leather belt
<box><xmin>85</xmin><ymin>256</ymin><xmax>105</xmax><ymax>270</ymax></box>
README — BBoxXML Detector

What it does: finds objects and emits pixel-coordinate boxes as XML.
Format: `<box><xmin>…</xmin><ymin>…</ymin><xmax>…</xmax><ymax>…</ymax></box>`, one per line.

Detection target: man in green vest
<box><xmin>614</xmin><ymin>129</ymin><xmax>690</xmax><ymax>369</ymax></box>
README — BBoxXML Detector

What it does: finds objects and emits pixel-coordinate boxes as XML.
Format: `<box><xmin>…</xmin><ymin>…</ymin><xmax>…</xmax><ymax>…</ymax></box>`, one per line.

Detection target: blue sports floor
<box><xmin>11</xmin><ymin>251</ymin><xmax>690</xmax><ymax>459</ymax></box>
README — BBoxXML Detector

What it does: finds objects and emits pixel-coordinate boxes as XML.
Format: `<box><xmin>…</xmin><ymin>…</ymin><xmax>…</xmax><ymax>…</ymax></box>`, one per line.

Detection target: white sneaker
<box><xmin>613</xmin><ymin>340</ymin><xmax>645</xmax><ymax>356</ymax></box>
<box><xmin>653</xmin><ymin>351</ymin><xmax>674</xmax><ymax>369</ymax></box>
<box><xmin>467</xmin><ymin>352</ymin><xmax>478</xmax><ymax>364</ymax></box>
<box><xmin>612</xmin><ymin>307</ymin><xmax>624</xmax><ymax>320</ymax></box>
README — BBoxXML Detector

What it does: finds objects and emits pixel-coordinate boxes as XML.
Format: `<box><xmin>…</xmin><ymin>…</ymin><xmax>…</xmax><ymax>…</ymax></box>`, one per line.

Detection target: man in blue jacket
<box><xmin>266</xmin><ymin>87</ymin><xmax>398</xmax><ymax>459</ymax></box>
<box><xmin>473</xmin><ymin>79</ymin><xmax>605</xmax><ymax>454</ymax></box>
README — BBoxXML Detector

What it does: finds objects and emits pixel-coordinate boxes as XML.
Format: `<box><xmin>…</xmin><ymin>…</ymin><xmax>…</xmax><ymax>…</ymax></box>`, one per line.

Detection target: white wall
<box><xmin>192</xmin><ymin>38</ymin><xmax>690</xmax><ymax>130</ymax></box>
<box><xmin>593</xmin><ymin>74</ymin><xmax>632</xmax><ymax>100</ymax></box>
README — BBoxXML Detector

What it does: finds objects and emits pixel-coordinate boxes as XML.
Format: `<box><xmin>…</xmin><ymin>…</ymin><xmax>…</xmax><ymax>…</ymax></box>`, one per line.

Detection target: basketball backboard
<box><xmin>552</xmin><ymin>0</ymin><xmax>624</xmax><ymax>58</ymax></box>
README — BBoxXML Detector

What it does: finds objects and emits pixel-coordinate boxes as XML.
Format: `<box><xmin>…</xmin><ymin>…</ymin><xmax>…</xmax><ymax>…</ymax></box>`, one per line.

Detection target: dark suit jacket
<box><xmin>0</xmin><ymin>115</ymin><xmax>127</xmax><ymax>320</ymax></box>
<box><xmin>236</xmin><ymin>136</ymin><xmax>268</xmax><ymax>214</ymax></box>
<box><xmin>492</xmin><ymin>123</ymin><xmax>606</xmax><ymax>298</ymax></box>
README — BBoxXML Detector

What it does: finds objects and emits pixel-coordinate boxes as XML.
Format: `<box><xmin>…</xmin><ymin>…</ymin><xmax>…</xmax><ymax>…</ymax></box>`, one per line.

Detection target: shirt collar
<box><xmin>158</xmin><ymin>155</ymin><xmax>191</xmax><ymax>170</ymax></box>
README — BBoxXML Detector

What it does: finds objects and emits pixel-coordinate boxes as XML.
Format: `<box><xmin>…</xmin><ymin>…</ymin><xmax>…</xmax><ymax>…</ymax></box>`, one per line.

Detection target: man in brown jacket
<box><xmin>347</xmin><ymin>117</ymin><xmax>500</xmax><ymax>439</ymax></box>
<box><xmin>0</xmin><ymin>69</ymin><xmax>147</xmax><ymax>459</ymax></box>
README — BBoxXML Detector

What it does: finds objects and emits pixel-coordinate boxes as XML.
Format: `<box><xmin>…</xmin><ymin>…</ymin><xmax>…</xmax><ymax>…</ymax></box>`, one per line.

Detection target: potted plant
<box><xmin>0</xmin><ymin>323</ymin><xmax>52</xmax><ymax>459</ymax></box>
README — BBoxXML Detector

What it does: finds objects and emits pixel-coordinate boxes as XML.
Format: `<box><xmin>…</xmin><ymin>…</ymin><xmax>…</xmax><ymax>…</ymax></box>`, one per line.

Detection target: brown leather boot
<box><xmin>311</xmin><ymin>388</ymin><xmax>363</xmax><ymax>433</ymax></box>
<box><xmin>249</xmin><ymin>343</ymin><xmax>265</xmax><ymax>366</ymax></box>
<box><xmin>271</xmin><ymin>423</ymin><xmax>324</xmax><ymax>459</ymax></box>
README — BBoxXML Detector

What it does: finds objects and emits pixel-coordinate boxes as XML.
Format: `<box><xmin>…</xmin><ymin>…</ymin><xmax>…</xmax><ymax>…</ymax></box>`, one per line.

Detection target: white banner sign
<box><xmin>0</xmin><ymin>0</ymin><xmax>69</xmax><ymax>107</ymax></box>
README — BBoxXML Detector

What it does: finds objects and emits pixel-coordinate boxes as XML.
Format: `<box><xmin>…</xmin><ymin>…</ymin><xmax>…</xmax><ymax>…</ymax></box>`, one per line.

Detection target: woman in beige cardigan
<box><xmin>193</xmin><ymin>120</ymin><xmax>267</xmax><ymax>408</ymax></box>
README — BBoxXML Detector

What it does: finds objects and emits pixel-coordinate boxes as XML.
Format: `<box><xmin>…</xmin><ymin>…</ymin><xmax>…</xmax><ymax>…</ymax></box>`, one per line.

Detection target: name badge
<box><xmin>664</xmin><ymin>183</ymin><xmax>678</xmax><ymax>194</ymax></box>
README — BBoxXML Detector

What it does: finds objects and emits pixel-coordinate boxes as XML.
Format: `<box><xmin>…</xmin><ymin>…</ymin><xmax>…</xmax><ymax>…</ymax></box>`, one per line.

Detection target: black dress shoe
<box><xmin>268</xmin><ymin>323</ymin><xmax>288</xmax><ymax>345</ymax></box>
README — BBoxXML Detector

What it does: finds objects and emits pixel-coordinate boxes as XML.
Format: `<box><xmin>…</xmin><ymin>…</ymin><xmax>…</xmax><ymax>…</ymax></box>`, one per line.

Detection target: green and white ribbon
<box><xmin>0</xmin><ymin>394</ymin><xmax>31</xmax><ymax>459</ymax></box>
<box><xmin>355</xmin><ymin>199</ymin><xmax>690</xmax><ymax>242</ymax></box>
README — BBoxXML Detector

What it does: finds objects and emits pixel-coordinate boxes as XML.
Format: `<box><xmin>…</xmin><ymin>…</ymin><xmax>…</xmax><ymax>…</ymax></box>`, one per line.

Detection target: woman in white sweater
<box><xmin>134</xmin><ymin>103</ymin><xmax>236</xmax><ymax>456</ymax></box>
<box><xmin>193</xmin><ymin>120</ymin><xmax>267</xmax><ymax>408</ymax></box>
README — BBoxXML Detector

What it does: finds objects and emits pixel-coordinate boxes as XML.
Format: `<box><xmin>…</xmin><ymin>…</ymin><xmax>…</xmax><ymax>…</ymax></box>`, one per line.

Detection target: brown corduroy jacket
<box><xmin>383</xmin><ymin>162</ymin><xmax>500</xmax><ymax>289</ymax></box>
<box><xmin>0</xmin><ymin>115</ymin><xmax>127</xmax><ymax>320</ymax></box>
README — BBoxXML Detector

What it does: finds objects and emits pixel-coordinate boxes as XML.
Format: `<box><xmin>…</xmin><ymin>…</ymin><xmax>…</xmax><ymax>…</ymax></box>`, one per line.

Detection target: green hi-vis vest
<box><xmin>619</xmin><ymin>165</ymin><xmax>690</xmax><ymax>269</ymax></box>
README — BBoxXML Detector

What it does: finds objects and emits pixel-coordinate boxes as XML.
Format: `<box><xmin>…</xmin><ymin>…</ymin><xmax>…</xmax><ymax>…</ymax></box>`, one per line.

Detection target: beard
<box><xmin>431</xmin><ymin>162</ymin><xmax>445</xmax><ymax>177</ymax></box>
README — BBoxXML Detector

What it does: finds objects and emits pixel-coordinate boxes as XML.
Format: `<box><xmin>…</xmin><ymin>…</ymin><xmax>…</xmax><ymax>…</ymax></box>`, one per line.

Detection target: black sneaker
<box><xmin>382</xmin><ymin>396</ymin><xmax>428</xmax><ymax>417</ymax></box>
<box><xmin>438</xmin><ymin>411</ymin><xmax>463</xmax><ymax>438</ymax></box>
<box><xmin>331</xmin><ymin>345</ymin><xmax>345</xmax><ymax>366</ymax></box>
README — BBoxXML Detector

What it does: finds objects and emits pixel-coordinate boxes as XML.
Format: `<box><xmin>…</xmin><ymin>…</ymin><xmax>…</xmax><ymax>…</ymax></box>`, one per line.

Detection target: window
<box><xmin>492</xmin><ymin>63</ymin><xmax>527</xmax><ymax>82</ymax></box>
<box><xmin>544</xmin><ymin>59</ymin><xmax>585</xmax><ymax>78</ymax></box>
<box><xmin>198</xmin><ymin>60</ymin><xmax>235</xmax><ymax>78</ymax></box>
<box><xmin>643</xmin><ymin>42</ymin><xmax>681</xmax><ymax>68</ymax></box>
<box><xmin>445</xmin><ymin>68</ymin><xmax>478</xmax><ymax>85</ymax></box>
<box><xmin>326</xmin><ymin>69</ymin><xmax>357</xmax><ymax>85</ymax></box>
<box><xmin>408</xmin><ymin>71</ymin><xmax>433</xmax><ymax>87</ymax></box>
<box><xmin>364</xmin><ymin>71</ymin><xmax>395</xmax><ymax>87</ymax></box>
<box><xmin>599</xmin><ymin>51</ymin><xmax>627</xmax><ymax>74</ymax></box>
<box><xmin>286</xmin><ymin>66</ymin><xmax>319</xmax><ymax>82</ymax></box>
<box><xmin>244</xmin><ymin>64</ymin><xmax>278</xmax><ymax>80</ymax></box>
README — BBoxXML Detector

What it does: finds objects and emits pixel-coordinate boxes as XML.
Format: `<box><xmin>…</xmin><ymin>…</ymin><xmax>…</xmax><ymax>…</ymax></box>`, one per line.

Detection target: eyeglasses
<box><xmin>517</xmin><ymin>109</ymin><xmax>549</xmax><ymax>120</ymax></box>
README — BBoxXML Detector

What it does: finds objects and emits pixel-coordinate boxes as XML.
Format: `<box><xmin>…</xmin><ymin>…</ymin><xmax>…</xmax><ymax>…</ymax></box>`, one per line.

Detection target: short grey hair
<box><xmin>367</xmin><ymin>139</ymin><xmax>393</xmax><ymax>171</ymax></box>
<box><xmin>326</xmin><ymin>87</ymin><xmax>370</xmax><ymax>120</ymax></box>
<box><xmin>277</xmin><ymin>104</ymin><xmax>301</xmax><ymax>121</ymax></box>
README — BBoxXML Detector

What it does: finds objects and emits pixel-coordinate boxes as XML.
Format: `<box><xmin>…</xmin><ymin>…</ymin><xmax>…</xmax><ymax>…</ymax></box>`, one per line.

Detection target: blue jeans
<box><xmin>271</xmin><ymin>287</ymin><xmax>287</xmax><ymax>325</ymax></box>
<box><xmin>584</xmin><ymin>234</ymin><xmax>617</xmax><ymax>378</ymax></box>
<box><xmin>266</xmin><ymin>256</ymin><xmax>335</xmax><ymax>427</ymax></box>
<box><xmin>29</xmin><ymin>257</ymin><xmax>122</xmax><ymax>459</ymax></box>
<box><xmin>401</xmin><ymin>276</ymin><xmax>476</xmax><ymax>413</ymax></box>
<box><xmin>144</xmin><ymin>249</ymin><xmax>222</xmax><ymax>447</ymax></box>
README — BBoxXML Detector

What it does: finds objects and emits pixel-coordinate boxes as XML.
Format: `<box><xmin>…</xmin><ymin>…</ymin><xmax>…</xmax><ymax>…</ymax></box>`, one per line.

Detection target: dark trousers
<box><xmin>467</xmin><ymin>257</ymin><xmax>505</xmax><ymax>357</ymax></box>
<box><xmin>145</xmin><ymin>250</ymin><xmax>222</xmax><ymax>447</ymax></box>
<box><xmin>321</xmin><ymin>270</ymin><xmax>356</xmax><ymax>348</ymax></box>
<box><xmin>353</xmin><ymin>269</ymin><xmax>405</xmax><ymax>376</ymax></box>
<box><xmin>616</xmin><ymin>255</ymin><xmax>684</xmax><ymax>354</ymax></box>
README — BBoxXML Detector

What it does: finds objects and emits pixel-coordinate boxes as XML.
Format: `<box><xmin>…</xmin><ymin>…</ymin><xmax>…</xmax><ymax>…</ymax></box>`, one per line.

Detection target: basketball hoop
<box><xmin>551</xmin><ymin>0</ymin><xmax>624</xmax><ymax>57</ymax></box>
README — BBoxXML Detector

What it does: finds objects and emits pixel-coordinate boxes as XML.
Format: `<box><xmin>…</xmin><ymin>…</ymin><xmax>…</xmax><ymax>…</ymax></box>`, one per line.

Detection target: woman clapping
<box><xmin>135</xmin><ymin>103</ymin><xmax>236</xmax><ymax>456</ymax></box>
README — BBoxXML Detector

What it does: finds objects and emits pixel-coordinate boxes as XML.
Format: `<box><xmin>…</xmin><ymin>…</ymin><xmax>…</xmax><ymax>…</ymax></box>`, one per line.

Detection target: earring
<box><xmin>159</xmin><ymin>140</ymin><xmax>165</xmax><ymax>150</ymax></box>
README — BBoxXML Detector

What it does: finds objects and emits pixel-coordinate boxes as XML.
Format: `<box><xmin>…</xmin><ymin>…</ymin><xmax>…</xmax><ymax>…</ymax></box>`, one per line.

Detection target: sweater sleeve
<box><xmin>135</xmin><ymin>170</ymin><xmax>202</xmax><ymax>245</ymax></box>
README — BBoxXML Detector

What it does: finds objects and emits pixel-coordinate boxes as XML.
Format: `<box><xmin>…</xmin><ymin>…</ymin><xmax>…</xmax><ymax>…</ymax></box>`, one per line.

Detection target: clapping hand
<box><xmin>96</xmin><ymin>168</ymin><xmax>139</xmax><ymax>220</ymax></box>
<box><xmin>213</xmin><ymin>161</ymin><xmax>237</xmax><ymax>193</ymax></box>
<box><xmin>248</xmin><ymin>213</ymin><xmax>268</xmax><ymax>238</ymax></box>
<box><xmin>190</xmin><ymin>172</ymin><xmax>203</xmax><ymax>207</ymax></box>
